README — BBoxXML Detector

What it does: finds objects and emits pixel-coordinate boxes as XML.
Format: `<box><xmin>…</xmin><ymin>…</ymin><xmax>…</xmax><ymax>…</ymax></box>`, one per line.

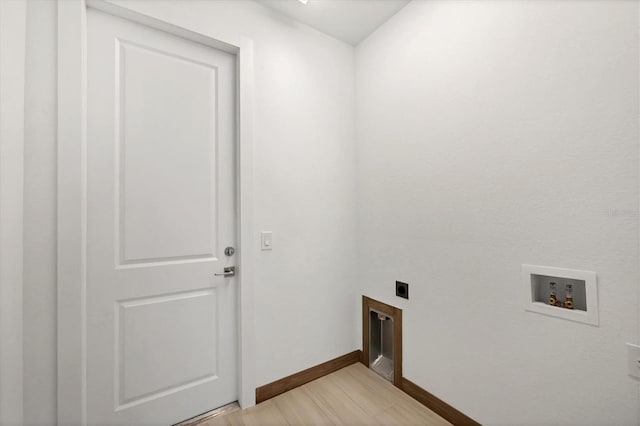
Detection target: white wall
<box><xmin>355</xmin><ymin>1</ymin><xmax>639</xmax><ymax>425</ymax></box>
<box><xmin>23</xmin><ymin>0</ymin><xmax>357</xmax><ymax>422</ymax></box>
<box><xmin>23</xmin><ymin>0</ymin><xmax>640</xmax><ymax>424</ymax></box>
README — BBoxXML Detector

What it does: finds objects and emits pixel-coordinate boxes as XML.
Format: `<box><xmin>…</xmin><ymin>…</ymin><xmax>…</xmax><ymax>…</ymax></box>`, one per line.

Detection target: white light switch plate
<box><xmin>626</xmin><ymin>343</ymin><xmax>640</xmax><ymax>380</ymax></box>
<box><xmin>261</xmin><ymin>231</ymin><xmax>273</xmax><ymax>251</ymax></box>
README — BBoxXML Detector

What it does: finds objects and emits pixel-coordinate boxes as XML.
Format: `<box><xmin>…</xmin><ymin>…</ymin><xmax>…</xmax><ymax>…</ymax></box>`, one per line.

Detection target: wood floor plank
<box><xmin>345</xmin><ymin>364</ymin><xmax>432</xmax><ymax>412</ymax></box>
<box><xmin>219</xmin><ymin>409</ymin><xmax>244</xmax><ymax>426</ymax></box>
<box><xmin>302</xmin><ymin>376</ymin><xmax>373</xmax><ymax>425</ymax></box>
<box><xmin>343</xmin><ymin>365</ymin><xmax>410</xmax><ymax>401</ymax></box>
<box><xmin>225</xmin><ymin>400</ymin><xmax>289</xmax><ymax>426</ymax></box>
<box><xmin>325</xmin><ymin>365</ymin><xmax>394</xmax><ymax>417</ymax></box>
<box><xmin>344</xmin><ymin>364</ymin><xmax>451</xmax><ymax>425</ymax></box>
<box><xmin>272</xmin><ymin>387</ymin><xmax>334</xmax><ymax>425</ymax></box>
<box><xmin>390</xmin><ymin>390</ymin><xmax>452</xmax><ymax>426</ymax></box>
<box><xmin>373</xmin><ymin>404</ymin><xmax>449</xmax><ymax>426</ymax></box>
<box><xmin>207</xmin><ymin>363</ymin><xmax>452</xmax><ymax>426</ymax></box>
<box><xmin>198</xmin><ymin>414</ymin><xmax>230</xmax><ymax>426</ymax></box>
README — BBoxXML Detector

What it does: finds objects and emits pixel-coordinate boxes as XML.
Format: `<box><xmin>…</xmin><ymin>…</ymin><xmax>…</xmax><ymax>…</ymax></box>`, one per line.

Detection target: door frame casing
<box><xmin>57</xmin><ymin>1</ymin><xmax>256</xmax><ymax>424</ymax></box>
<box><xmin>0</xmin><ymin>0</ymin><xmax>26</xmax><ymax>424</ymax></box>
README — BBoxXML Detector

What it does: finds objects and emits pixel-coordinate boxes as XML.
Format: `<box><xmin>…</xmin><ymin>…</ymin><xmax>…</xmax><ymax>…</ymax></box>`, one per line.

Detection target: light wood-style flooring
<box><xmin>195</xmin><ymin>363</ymin><xmax>451</xmax><ymax>425</ymax></box>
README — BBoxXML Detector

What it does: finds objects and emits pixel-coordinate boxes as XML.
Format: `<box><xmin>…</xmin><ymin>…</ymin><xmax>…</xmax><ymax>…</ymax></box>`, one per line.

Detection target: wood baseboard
<box><xmin>254</xmin><ymin>349</ymin><xmax>479</xmax><ymax>425</ymax></box>
<box><xmin>255</xmin><ymin>350</ymin><xmax>362</xmax><ymax>403</ymax></box>
<box><xmin>399</xmin><ymin>377</ymin><xmax>481</xmax><ymax>426</ymax></box>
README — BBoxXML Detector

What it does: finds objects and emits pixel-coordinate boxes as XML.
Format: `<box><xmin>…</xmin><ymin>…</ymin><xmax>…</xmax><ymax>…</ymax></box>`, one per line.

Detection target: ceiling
<box><xmin>258</xmin><ymin>0</ymin><xmax>411</xmax><ymax>45</ymax></box>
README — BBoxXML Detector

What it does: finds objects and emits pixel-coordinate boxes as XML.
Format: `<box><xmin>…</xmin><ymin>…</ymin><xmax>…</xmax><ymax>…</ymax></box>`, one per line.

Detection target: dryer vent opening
<box><xmin>362</xmin><ymin>296</ymin><xmax>402</xmax><ymax>387</ymax></box>
<box><xmin>369</xmin><ymin>310</ymin><xmax>394</xmax><ymax>381</ymax></box>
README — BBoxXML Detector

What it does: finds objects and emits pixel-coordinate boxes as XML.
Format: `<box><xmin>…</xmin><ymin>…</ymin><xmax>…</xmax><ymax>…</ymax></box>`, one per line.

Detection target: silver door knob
<box><xmin>214</xmin><ymin>266</ymin><xmax>235</xmax><ymax>277</ymax></box>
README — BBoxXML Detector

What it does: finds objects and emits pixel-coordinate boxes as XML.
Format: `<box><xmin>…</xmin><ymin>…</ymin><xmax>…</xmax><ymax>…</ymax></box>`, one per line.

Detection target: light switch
<box><xmin>626</xmin><ymin>343</ymin><xmax>640</xmax><ymax>380</ymax></box>
<box><xmin>261</xmin><ymin>231</ymin><xmax>273</xmax><ymax>251</ymax></box>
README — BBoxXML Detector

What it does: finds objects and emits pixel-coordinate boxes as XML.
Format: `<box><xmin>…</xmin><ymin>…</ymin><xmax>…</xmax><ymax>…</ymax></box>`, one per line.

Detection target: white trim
<box><xmin>0</xmin><ymin>0</ymin><xmax>26</xmax><ymax>424</ymax></box>
<box><xmin>236</xmin><ymin>36</ymin><xmax>256</xmax><ymax>409</ymax></box>
<box><xmin>57</xmin><ymin>1</ymin><xmax>256</xmax><ymax>423</ymax></box>
<box><xmin>57</xmin><ymin>1</ymin><xmax>88</xmax><ymax>423</ymax></box>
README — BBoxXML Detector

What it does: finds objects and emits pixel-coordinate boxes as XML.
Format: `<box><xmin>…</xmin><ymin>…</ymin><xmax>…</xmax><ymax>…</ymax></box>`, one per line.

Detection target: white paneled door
<box><xmin>86</xmin><ymin>9</ymin><xmax>237</xmax><ymax>425</ymax></box>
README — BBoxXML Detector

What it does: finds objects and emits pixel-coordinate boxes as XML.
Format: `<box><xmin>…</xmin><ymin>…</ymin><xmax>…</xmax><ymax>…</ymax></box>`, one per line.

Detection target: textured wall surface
<box><xmin>355</xmin><ymin>1</ymin><xmax>639</xmax><ymax>424</ymax></box>
<box><xmin>22</xmin><ymin>0</ymin><xmax>640</xmax><ymax>424</ymax></box>
<box><xmin>23</xmin><ymin>0</ymin><xmax>357</xmax><ymax>422</ymax></box>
